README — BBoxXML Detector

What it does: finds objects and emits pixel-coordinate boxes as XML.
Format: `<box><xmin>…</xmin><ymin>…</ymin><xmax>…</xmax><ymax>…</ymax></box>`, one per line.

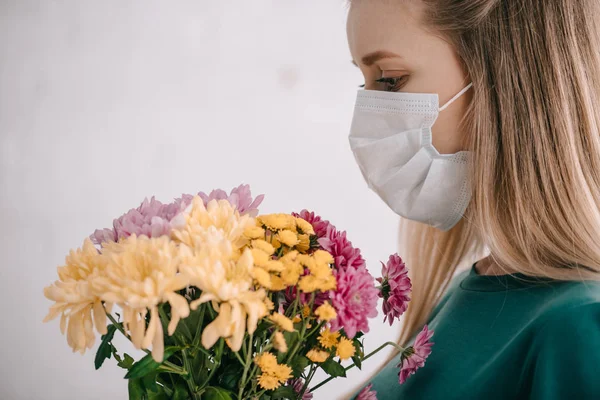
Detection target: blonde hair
<box><xmin>398</xmin><ymin>0</ymin><xmax>600</xmax><ymax>345</ymax></box>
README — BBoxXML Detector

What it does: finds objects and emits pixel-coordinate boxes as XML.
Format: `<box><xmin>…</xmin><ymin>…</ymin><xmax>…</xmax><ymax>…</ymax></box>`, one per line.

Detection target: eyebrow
<box><xmin>353</xmin><ymin>50</ymin><xmax>402</xmax><ymax>67</ymax></box>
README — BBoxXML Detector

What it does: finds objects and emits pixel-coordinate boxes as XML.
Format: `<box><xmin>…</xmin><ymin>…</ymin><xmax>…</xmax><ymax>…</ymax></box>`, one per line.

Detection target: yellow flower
<box><xmin>43</xmin><ymin>238</ymin><xmax>109</xmax><ymax>354</ymax></box>
<box><xmin>244</xmin><ymin>226</ymin><xmax>266</xmax><ymax>239</ymax></box>
<box><xmin>336</xmin><ymin>337</ymin><xmax>356</xmax><ymax>360</ymax></box>
<box><xmin>306</xmin><ymin>348</ymin><xmax>330</xmax><ymax>363</ymax></box>
<box><xmin>252</xmin><ymin>267</ymin><xmax>272</xmax><ymax>289</ymax></box>
<box><xmin>313</xmin><ymin>250</ymin><xmax>334</xmax><ymax>266</ymax></box>
<box><xmin>255</xmin><ymin>352</ymin><xmax>279</xmax><ymax>374</ymax></box>
<box><xmin>296</xmin><ymin>234</ymin><xmax>310</xmax><ymax>253</ymax></box>
<box><xmin>315</xmin><ymin>302</ymin><xmax>337</xmax><ymax>322</ymax></box>
<box><xmin>270</xmin><ymin>275</ymin><xmax>286</xmax><ymax>291</ymax></box>
<box><xmin>281</xmin><ymin>262</ymin><xmax>302</xmax><ymax>286</ymax></box>
<box><xmin>292</xmin><ymin>315</ymin><xmax>301</xmax><ymax>323</ymax></box>
<box><xmin>92</xmin><ymin>235</ymin><xmax>190</xmax><ymax>362</ymax></box>
<box><xmin>295</xmin><ymin>217</ymin><xmax>315</xmax><ymax>235</ymax></box>
<box><xmin>274</xmin><ymin>331</ymin><xmax>288</xmax><ymax>353</ymax></box>
<box><xmin>251</xmin><ymin>248</ymin><xmax>270</xmax><ymax>267</ymax></box>
<box><xmin>318</xmin><ymin>328</ymin><xmax>340</xmax><ymax>349</ymax></box>
<box><xmin>273</xmin><ymin>363</ymin><xmax>293</xmax><ymax>382</ymax></box>
<box><xmin>302</xmin><ymin>305</ymin><xmax>311</xmax><ymax>318</ymax></box>
<box><xmin>265</xmin><ymin>298</ymin><xmax>275</xmax><ymax>311</ymax></box>
<box><xmin>269</xmin><ymin>312</ymin><xmax>294</xmax><ymax>332</ymax></box>
<box><xmin>264</xmin><ymin>260</ymin><xmax>285</xmax><ymax>272</ymax></box>
<box><xmin>277</xmin><ymin>230</ymin><xmax>299</xmax><ymax>247</ymax></box>
<box><xmin>174</xmin><ymin>201</ymin><xmax>268</xmax><ymax>352</ymax></box>
<box><xmin>171</xmin><ymin>196</ymin><xmax>255</xmax><ymax>252</ymax></box>
<box><xmin>258</xmin><ymin>374</ymin><xmax>281</xmax><ymax>390</ymax></box>
<box><xmin>298</xmin><ymin>276</ymin><xmax>320</xmax><ymax>293</ymax></box>
<box><xmin>252</xmin><ymin>239</ymin><xmax>275</xmax><ymax>255</ymax></box>
<box><xmin>257</xmin><ymin>214</ymin><xmax>296</xmax><ymax>231</ymax></box>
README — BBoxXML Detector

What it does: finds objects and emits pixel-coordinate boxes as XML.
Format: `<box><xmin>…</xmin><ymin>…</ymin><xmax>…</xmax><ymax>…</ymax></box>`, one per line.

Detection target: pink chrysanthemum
<box><xmin>318</xmin><ymin>226</ymin><xmax>366</xmax><ymax>272</ymax></box>
<box><xmin>292</xmin><ymin>210</ymin><xmax>331</xmax><ymax>238</ymax></box>
<box><xmin>90</xmin><ymin>196</ymin><xmax>184</xmax><ymax>245</ymax></box>
<box><xmin>377</xmin><ymin>254</ymin><xmax>412</xmax><ymax>326</ymax></box>
<box><xmin>356</xmin><ymin>383</ymin><xmax>377</xmax><ymax>400</ymax></box>
<box><xmin>289</xmin><ymin>378</ymin><xmax>313</xmax><ymax>400</ymax></box>
<box><xmin>398</xmin><ymin>325</ymin><xmax>434</xmax><ymax>384</ymax></box>
<box><xmin>329</xmin><ymin>265</ymin><xmax>378</xmax><ymax>338</ymax></box>
<box><xmin>198</xmin><ymin>184</ymin><xmax>264</xmax><ymax>217</ymax></box>
<box><xmin>90</xmin><ymin>185</ymin><xmax>263</xmax><ymax>245</ymax></box>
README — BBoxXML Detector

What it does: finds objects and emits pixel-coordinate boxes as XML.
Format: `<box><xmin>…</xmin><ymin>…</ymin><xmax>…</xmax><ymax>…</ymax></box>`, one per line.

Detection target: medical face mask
<box><xmin>348</xmin><ymin>83</ymin><xmax>473</xmax><ymax>231</ymax></box>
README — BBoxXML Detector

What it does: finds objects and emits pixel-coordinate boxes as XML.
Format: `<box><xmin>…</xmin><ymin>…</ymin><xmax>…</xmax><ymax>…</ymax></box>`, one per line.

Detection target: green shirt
<box><xmin>360</xmin><ymin>264</ymin><xmax>600</xmax><ymax>399</ymax></box>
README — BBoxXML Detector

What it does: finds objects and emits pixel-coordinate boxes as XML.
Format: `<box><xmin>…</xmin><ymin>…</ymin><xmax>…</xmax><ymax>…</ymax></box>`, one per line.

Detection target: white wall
<box><xmin>0</xmin><ymin>1</ymin><xmax>402</xmax><ymax>399</ymax></box>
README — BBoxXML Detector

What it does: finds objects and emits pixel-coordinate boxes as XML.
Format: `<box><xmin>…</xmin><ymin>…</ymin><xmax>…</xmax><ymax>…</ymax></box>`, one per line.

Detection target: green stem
<box><xmin>309</xmin><ymin>341</ymin><xmax>405</xmax><ymax>392</ymax></box>
<box><xmin>300</xmin><ymin>364</ymin><xmax>316</xmax><ymax>397</ymax></box>
<box><xmin>202</xmin><ymin>339</ymin><xmax>224</xmax><ymax>387</ymax></box>
<box><xmin>182</xmin><ymin>349</ymin><xmax>201</xmax><ymax>400</ymax></box>
<box><xmin>238</xmin><ymin>333</ymin><xmax>254</xmax><ymax>400</ymax></box>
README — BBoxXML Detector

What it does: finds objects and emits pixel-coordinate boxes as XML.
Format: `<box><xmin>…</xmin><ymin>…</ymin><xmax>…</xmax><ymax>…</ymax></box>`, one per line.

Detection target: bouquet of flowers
<box><xmin>43</xmin><ymin>185</ymin><xmax>433</xmax><ymax>399</ymax></box>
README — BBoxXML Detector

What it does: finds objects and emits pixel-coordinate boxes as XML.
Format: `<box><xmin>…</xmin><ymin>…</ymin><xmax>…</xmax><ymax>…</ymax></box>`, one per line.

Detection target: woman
<box><xmin>347</xmin><ymin>0</ymin><xmax>600</xmax><ymax>398</ymax></box>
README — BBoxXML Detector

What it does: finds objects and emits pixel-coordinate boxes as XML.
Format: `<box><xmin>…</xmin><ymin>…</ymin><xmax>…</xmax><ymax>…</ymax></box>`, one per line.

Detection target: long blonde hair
<box><xmin>399</xmin><ymin>0</ymin><xmax>600</xmax><ymax>345</ymax></box>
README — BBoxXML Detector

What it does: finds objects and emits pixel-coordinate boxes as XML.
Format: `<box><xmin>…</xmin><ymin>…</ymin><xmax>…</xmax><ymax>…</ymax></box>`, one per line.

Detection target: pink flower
<box><xmin>398</xmin><ymin>325</ymin><xmax>434</xmax><ymax>384</ymax></box>
<box><xmin>356</xmin><ymin>383</ymin><xmax>377</xmax><ymax>400</ymax></box>
<box><xmin>329</xmin><ymin>265</ymin><xmax>379</xmax><ymax>338</ymax></box>
<box><xmin>377</xmin><ymin>254</ymin><xmax>412</xmax><ymax>326</ymax></box>
<box><xmin>90</xmin><ymin>196</ymin><xmax>184</xmax><ymax>245</ymax></box>
<box><xmin>198</xmin><ymin>184</ymin><xmax>264</xmax><ymax>217</ymax></box>
<box><xmin>289</xmin><ymin>378</ymin><xmax>313</xmax><ymax>400</ymax></box>
<box><xmin>319</xmin><ymin>226</ymin><xmax>366</xmax><ymax>271</ymax></box>
<box><xmin>292</xmin><ymin>210</ymin><xmax>331</xmax><ymax>238</ymax></box>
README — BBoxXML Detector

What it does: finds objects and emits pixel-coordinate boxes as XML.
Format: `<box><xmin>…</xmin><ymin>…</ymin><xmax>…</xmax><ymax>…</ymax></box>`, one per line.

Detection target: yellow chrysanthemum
<box><xmin>292</xmin><ymin>315</ymin><xmax>301</xmax><ymax>323</ymax></box>
<box><xmin>295</xmin><ymin>217</ymin><xmax>315</xmax><ymax>235</ymax></box>
<box><xmin>274</xmin><ymin>331</ymin><xmax>288</xmax><ymax>353</ymax></box>
<box><xmin>313</xmin><ymin>250</ymin><xmax>334</xmax><ymax>266</ymax></box>
<box><xmin>171</xmin><ymin>196</ymin><xmax>255</xmax><ymax>252</ymax></box>
<box><xmin>257</xmin><ymin>374</ymin><xmax>281</xmax><ymax>390</ymax></box>
<box><xmin>252</xmin><ymin>267</ymin><xmax>272</xmax><ymax>289</ymax></box>
<box><xmin>43</xmin><ymin>238</ymin><xmax>109</xmax><ymax>354</ymax></box>
<box><xmin>277</xmin><ymin>230</ymin><xmax>299</xmax><ymax>247</ymax></box>
<box><xmin>257</xmin><ymin>214</ymin><xmax>297</xmax><ymax>231</ymax></box>
<box><xmin>273</xmin><ymin>363</ymin><xmax>293</xmax><ymax>382</ymax></box>
<box><xmin>252</xmin><ymin>239</ymin><xmax>275</xmax><ymax>255</ymax></box>
<box><xmin>255</xmin><ymin>352</ymin><xmax>279</xmax><ymax>374</ymax></box>
<box><xmin>173</xmin><ymin>200</ymin><xmax>268</xmax><ymax>352</ymax></box>
<box><xmin>336</xmin><ymin>337</ymin><xmax>356</xmax><ymax>360</ymax></box>
<box><xmin>244</xmin><ymin>225</ymin><xmax>266</xmax><ymax>240</ymax></box>
<box><xmin>264</xmin><ymin>260</ymin><xmax>285</xmax><ymax>272</ymax></box>
<box><xmin>265</xmin><ymin>298</ymin><xmax>275</xmax><ymax>311</ymax></box>
<box><xmin>280</xmin><ymin>262</ymin><xmax>302</xmax><ymax>286</ymax></box>
<box><xmin>302</xmin><ymin>304</ymin><xmax>311</xmax><ymax>318</ymax></box>
<box><xmin>269</xmin><ymin>312</ymin><xmax>294</xmax><ymax>332</ymax></box>
<box><xmin>306</xmin><ymin>348</ymin><xmax>330</xmax><ymax>363</ymax></box>
<box><xmin>296</xmin><ymin>234</ymin><xmax>310</xmax><ymax>253</ymax></box>
<box><xmin>318</xmin><ymin>328</ymin><xmax>340</xmax><ymax>349</ymax></box>
<box><xmin>315</xmin><ymin>302</ymin><xmax>337</xmax><ymax>322</ymax></box>
<box><xmin>92</xmin><ymin>235</ymin><xmax>190</xmax><ymax>362</ymax></box>
<box><xmin>251</xmin><ymin>248</ymin><xmax>270</xmax><ymax>267</ymax></box>
<box><xmin>270</xmin><ymin>275</ymin><xmax>286</xmax><ymax>291</ymax></box>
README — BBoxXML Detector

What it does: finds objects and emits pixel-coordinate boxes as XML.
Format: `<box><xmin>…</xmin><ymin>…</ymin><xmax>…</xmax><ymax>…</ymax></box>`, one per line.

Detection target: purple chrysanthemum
<box><xmin>377</xmin><ymin>254</ymin><xmax>412</xmax><ymax>326</ymax></box>
<box><xmin>329</xmin><ymin>265</ymin><xmax>379</xmax><ymax>338</ymax></box>
<box><xmin>397</xmin><ymin>325</ymin><xmax>434</xmax><ymax>384</ymax></box>
<box><xmin>288</xmin><ymin>378</ymin><xmax>313</xmax><ymax>400</ymax></box>
<box><xmin>356</xmin><ymin>383</ymin><xmax>377</xmax><ymax>400</ymax></box>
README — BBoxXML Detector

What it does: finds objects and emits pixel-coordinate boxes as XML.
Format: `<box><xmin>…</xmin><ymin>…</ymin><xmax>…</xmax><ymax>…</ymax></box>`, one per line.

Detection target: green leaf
<box><xmin>118</xmin><ymin>353</ymin><xmax>136</xmax><ymax>370</ymax></box>
<box><xmin>218</xmin><ymin>363</ymin><xmax>243</xmax><ymax>391</ymax></box>
<box><xmin>320</xmin><ymin>358</ymin><xmax>347</xmax><ymax>378</ymax></box>
<box><xmin>128</xmin><ymin>378</ymin><xmax>147</xmax><ymax>400</ymax></box>
<box><xmin>204</xmin><ymin>387</ymin><xmax>234</xmax><ymax>400</ymax></box>
<box><xmin>270</xmin><ymin>385</ymin><xmax>296</xmax><ymax>399</ymax></box>
<box><xmin>94</xmin><ymin>324</ymin><xmax>117</xmax><ymax>370</ymax></box>
<box><xmin>171</xmin><ymin>382</ymin><xmax>190</xmax><ymax>400</ymax></box>
<box><xmin>142</xmin><ymin>372</ymin><xmax>159</xmax><ymax>393</ymax></box>
<box><xmin>124</xmin><ymin>347</ymin><xmax>180</xmax><ymax>380</ymax></box>
<box><xmin>351</xmin><ymin>339</ymin><xmax>364</xmax><ymax>370</ymax></box>
<box><xmin>291</xmin><ymin>355</ymin><xmax>310</xmax><ymax>378</ymax></box>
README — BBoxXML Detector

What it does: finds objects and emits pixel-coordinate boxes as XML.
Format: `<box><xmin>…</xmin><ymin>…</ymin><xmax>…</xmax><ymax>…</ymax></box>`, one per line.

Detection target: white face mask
<box><xmin>348</xmin><ymin>83</ymin><xmax>473</xmax><ymax>231</ymax></box>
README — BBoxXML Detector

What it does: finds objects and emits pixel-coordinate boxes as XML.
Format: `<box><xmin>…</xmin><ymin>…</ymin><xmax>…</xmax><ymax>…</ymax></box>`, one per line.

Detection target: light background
<box><xmin>0</xmin><ymin>1</ymin><xmax>403</xmax><ymax>399</ymax></box>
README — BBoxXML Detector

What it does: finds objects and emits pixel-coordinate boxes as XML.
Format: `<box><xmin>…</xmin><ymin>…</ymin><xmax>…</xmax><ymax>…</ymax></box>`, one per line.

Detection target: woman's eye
<box><xmin>375</xmin><ymin>76</ymin><xmax>408</xmax><ymax>92</ymax></box>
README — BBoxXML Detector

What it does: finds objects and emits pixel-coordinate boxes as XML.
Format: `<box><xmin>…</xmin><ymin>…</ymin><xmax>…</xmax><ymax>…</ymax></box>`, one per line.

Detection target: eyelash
<box><xmin>359</xmin><ymin>76</ymin><xmax>408</xmax><ymax>92</ymax></box>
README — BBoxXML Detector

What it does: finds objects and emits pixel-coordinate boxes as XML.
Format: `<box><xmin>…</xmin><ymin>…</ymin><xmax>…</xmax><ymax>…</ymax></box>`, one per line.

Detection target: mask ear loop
<box><xmin>439</xmin><ymin>83</ymin><xmax>473</xmax><ymax>111</ymax></box>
